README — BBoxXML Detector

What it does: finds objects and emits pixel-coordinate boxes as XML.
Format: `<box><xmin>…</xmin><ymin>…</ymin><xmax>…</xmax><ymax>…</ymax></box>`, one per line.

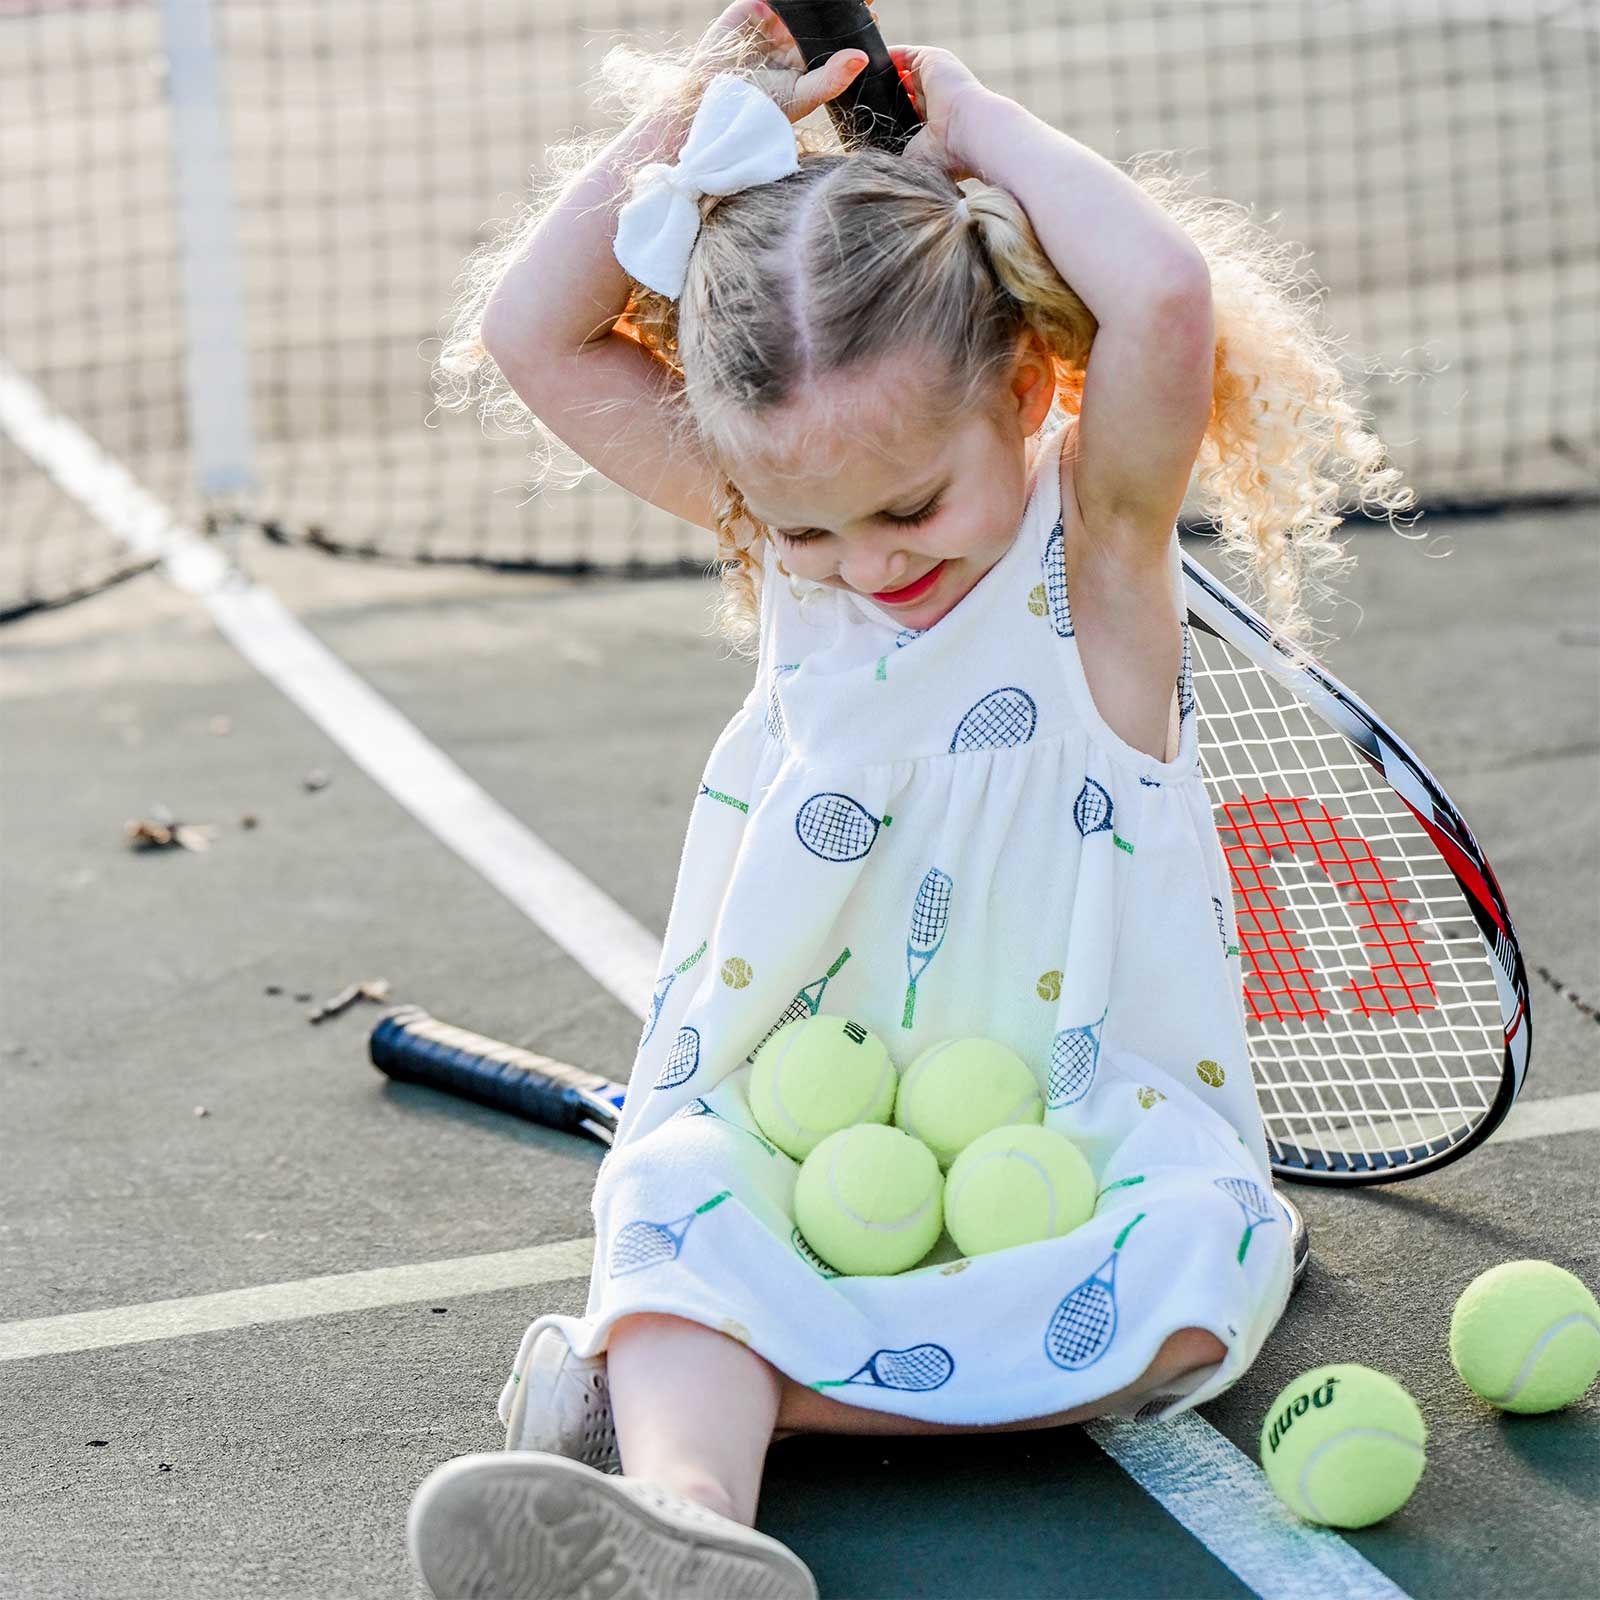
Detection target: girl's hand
<box><xmin>693</xmin><ymin>1</ymin><xmax>868</xmax><ymax>126</ymax></box>
<box><xmin>887</xmin><ymin>44</ymin><xmax>995</xmax><ymax>182</ymax></box>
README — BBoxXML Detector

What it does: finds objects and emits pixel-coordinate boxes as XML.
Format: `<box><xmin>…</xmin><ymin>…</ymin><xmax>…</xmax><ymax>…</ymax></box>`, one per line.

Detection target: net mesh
<box><xmin>2</xmin><ymin>0</ymin><xmax>1596</xmax><ymax>620</ymax></box>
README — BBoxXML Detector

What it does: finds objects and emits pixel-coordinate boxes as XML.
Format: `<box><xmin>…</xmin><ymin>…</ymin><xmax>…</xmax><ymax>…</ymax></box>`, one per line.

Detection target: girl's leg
<box><xmin>772</xmin><ymin>1327</ymin><xmax>1226</xmax><ymax>1440</ymax></box>
<box><xmin>607</xmin><ymin>1311</ymin><xmax>784</xmax><ymax>1528</ymax></box>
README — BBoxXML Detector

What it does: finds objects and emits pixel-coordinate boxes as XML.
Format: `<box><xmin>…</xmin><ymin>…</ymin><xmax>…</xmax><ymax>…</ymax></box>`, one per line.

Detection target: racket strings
<box><xmin>1191</xmin><ymin>629</ymin><xmax>1507</xmax><ymax>1168</ymax></box>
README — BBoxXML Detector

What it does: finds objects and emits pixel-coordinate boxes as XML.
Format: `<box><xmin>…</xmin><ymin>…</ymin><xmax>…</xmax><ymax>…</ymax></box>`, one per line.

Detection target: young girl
<box><xmin>410</xmin><ymin>5</ymin><xmax>1410</xmax><ymax>1596</ymax></box>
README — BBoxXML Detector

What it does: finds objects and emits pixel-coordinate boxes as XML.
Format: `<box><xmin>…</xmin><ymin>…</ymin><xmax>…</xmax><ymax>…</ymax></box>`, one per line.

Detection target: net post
<box><xmin>159</xmin><ymin>0</ymin><xmax>257</xmax><ymax>535</ymax></box>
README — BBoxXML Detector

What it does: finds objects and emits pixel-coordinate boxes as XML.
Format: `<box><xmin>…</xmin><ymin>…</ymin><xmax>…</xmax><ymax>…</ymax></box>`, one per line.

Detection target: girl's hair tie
<box><xmin>612</xmin><ymin>74</ymin><xmax>801</xmax><ymax>300</ymax></box>
<box><xmin>954</xmin><ymin>194</ymin><xmax>971</xmax><ymax>225</ymax></box>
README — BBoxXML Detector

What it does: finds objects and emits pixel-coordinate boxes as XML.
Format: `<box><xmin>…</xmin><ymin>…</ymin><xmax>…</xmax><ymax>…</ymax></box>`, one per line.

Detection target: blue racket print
<box><xmin>950</xmin><ymin>687</ymin><xmax>1039</xmax><ymax>753</ymax></box>
<box><xmin>812</xmin><ymin>1342</ymin><xmax>955</xmax><ymax>1394</ymax></box>
<box><xmin>640</xmin><ymin>939</ymin><xmax>708</xmax><ymax>1048</ymax></box>
<box><xmin>902</xmin><ymin>867</ymin><xmax>954</xmax><ymax>1028</ymax></box>
<box><xmin>674</xmin><ymin>1098</ymin><xmax>780</xmax><ymax>1158</ymax></box>
<box><xmin>653</xmin><ymin>1025</ymin><xmax>701</xmax><ymax>1090</ymax></box>
<box><xmin>1045</xmin><ymin>1213</ymin><xmax>1146</xmax><ymax>1370</ymax></box>
<box><xmin>1043</xmin><ymin>519</ymin><xmax>1073</xmax><ymax>638</ymax></box>
<box><xmin>795</xmin><ymin>793</ymin><xmax>893</xmax><ymax>862</ymax></box>
<box><xmin>1214</xmin><ymin>1175</ymin><xmax>1279</xmax><ymax>1263</ymax></box>
<box><xmin>1073</xmin><ymin>777</ymin><xmax>1113</xmax><ymax>838</ymax></box>
<box><xmin>750</xmin><ymin>947</ymin><xmax>853</xmax><ymax>1057</ymax></box>
<box><xmin>609</xmin><ymin>1190</ymin><xmax>732</xmax><ymax>1278</ymax></box>
<box><xmin>792</xmin><ymin>1226</ymin><xmax>842</xmax><ymax>1279</ymax></box>
<box><xmin>1049</xmin><ymin>1003</ymin><xmax>1108</xmax><ymax>1107</ymax></box>
<box><xmin>1177</xmin><ymin>620</ymin><xmax>1195</xmax><ymax>723</ymax></box>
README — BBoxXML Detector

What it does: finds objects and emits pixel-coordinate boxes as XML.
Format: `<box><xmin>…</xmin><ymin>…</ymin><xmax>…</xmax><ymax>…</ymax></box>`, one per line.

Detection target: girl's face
<box><xmin>730</xmin><ymin>337</ymin><xmax>1057</xmax><ymax>628</ymax></box>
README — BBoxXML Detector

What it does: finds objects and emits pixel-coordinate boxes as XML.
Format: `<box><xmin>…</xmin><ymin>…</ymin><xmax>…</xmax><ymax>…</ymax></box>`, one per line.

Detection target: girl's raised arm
<box><xmin>480</xmin><ymin>105</ymin><xmax>727</xmax><ymax>535</ymax></box>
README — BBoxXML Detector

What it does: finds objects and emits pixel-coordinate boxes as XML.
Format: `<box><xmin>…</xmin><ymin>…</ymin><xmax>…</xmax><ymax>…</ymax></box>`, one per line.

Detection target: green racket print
<box><xmin>902</xmin><ymin>867</ymin><xmax>954</xmax><ymax>1028</ymax></box>
<box><xmin>608</xmin><ymin>1190</ymin><xmax>731</xmax><ymax>1278</ymax></box>
<box><xmin>640</xmin><ymin>939</ymin><xmax>708</xmax><ymax>1048</ymax></box>
<box><xmin>750</xmin><ymin>947</ymin><xmax>853</xmax><ymax>1057</ymax></box>
<box><xmin>697</xmin><ymin>783</ymin><xmax>749</xmax><ymax>815</ymax></box>
<box><xmin>1044</xmin><ymin>1212</ymin><xmax>1146</xmax><ymax>1370</ymax></box>
<box><xmin>812</xmin><ymin>1342</ymin><xmax>954</xmax><ymax>1393</ymax></box>
<box><xmin>1214</xmin><ymin>1175</ymin><xmax>1279</xmax><ymax>1263</ymax></box>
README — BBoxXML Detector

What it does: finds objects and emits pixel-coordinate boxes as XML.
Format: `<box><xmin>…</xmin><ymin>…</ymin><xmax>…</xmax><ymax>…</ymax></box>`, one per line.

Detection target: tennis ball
<box><xmin>749</xmin><ymin>1015</ymin><xmax>896</xmax><ymax>1161</ymax></box>
<box><xmin>944</xmin><ymin>1124</ymin><xmax>1096</xmax><ymax>1257</ymax></box>
<box><xmin>893</xmin><ymin>1036</ymin><xmax>1044</xmax><ymax>1169</ymax></box>
<box><xmin>793</xmin><ymin>1124</ymin><xmax>943</xmax><ymax>1276</ymax></box>
<box><xmin>1259</xmin><ymin>1364</ymin><xmax>1427</xmax><ymax>1528</ymax></box>
<box><xmin>1449</xmin><ymin>1259</ymin><xmax>1600</xmax><ymax>1413</ymax></box>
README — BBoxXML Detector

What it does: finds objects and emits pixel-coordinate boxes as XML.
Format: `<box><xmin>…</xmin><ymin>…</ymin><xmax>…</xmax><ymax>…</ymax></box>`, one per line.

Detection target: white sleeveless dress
<box><xmin>501</xmin><ymin>421</ymin><xmax>1293</xmax><ymax>1428</ymax></box>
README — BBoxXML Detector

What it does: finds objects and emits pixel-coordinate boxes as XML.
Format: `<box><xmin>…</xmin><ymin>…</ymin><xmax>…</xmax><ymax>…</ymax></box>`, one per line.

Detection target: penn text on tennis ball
<box><xmin>944</xmin><ymin>1124</ymin><xmax>1097</xmax><ymax>1257</ymax></box>
<box><xmin>793</xmin><ymin>1123</ymin><xmax>943</xmax><ymax>1276</ymax></box>
<box><xmin>1259</xmin><ymin>1364</ymin><xmax>1427</xmax><ymax>1528</ymax></box>
<box><xmin>748</xmin><ymin>1014</ymin><xmax>896</xmax><ymax>1160</ymax></box>
<box><xmin>1449</xmin><ymin>1259</ymin><xmax>1600</xmax><ymax>1413</ymax></box>
<box><xmin>893</xmin><ymin>1036</ymin><xmax>1044</xmax><ymax>1169</ymax></box>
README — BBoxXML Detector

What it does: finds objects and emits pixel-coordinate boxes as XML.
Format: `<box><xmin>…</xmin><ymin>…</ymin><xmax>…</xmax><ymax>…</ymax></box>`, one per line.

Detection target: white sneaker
<box><xmin>407</xmin><ymin>1451</ymin><xmax>819</xmax><ymax>1600</ymax></box>
<box><xmin>503</xmin><ymin>1328</ymin><xmax>621</xmax><ymax>1475</ymax></box>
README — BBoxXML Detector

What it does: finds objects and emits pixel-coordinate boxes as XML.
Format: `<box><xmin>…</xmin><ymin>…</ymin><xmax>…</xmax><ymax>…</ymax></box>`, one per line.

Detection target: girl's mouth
<box><xmin>871</xmin><ymin>561</ymin><xmax>946</xmax><ymax>605</ymax></box>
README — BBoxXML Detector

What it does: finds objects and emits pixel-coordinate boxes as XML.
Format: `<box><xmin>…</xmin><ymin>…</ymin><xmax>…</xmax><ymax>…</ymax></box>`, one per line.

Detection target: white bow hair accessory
<box><xmin>613</xmin><ymin>73</ymin><xmax>801</xmax><ymax>299</ymax></box>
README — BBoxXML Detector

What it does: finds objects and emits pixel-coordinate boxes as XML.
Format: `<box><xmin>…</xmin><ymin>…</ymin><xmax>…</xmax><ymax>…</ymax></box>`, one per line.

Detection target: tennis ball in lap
<box><xmin>794</xmin><ymin>1124</ymin><xmax>943</xmax><ymax>1276</ymax></box>
<box><xmin>944</xmin><ymin>1125</ymin><xmax>1096</xmax><ymax>1258</ymax></box>
<box><xmin>1449</xmin><ymin>1259</ymin><xmax>1600</xmax><ymax>1413</ymax></box>
<box><xmin>893</xmin><ymin>1036</ymin><xmax>1043</xmax><ymax>1169</ymax></box>
<box><xmin>749</xmin><ymin>1014</ymin><xmax>896</xmax><ymax>1160</ymax></box>
<box><xmin>1259</xmin><ymin>1364</ymin><xmax>1427</xmax><ymax>1528</ymax></box>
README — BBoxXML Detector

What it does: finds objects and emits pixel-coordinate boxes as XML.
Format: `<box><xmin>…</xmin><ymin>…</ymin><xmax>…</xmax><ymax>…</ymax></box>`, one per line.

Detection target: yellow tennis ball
<box><xmin>944</xmin><ymin>1125</ymin><xmax>1096</xmax><ymax>1258</ymax></box>
<box><xmin>1259</xmin><ymin>1364</ymin><xmax>1427</xmax><ymax>1528</ymax></box>
<box><xmin>794</xmin><ymin>1124</ymin><xmax>943</xmax><ymax>1276</ymax></box>
<box><xmin>1449</xmin><ymin>1259</ymin><xmax>1600</xmax><ymax>1413</ymax></box>
<box><xmin>749</xmin><ymin>1014</ymin><xmax>896</xmax><ymax>1160</ymax></box>
<box><xmin>893</xmin><ymin>1036</ymin><xmax>1044</xmax><ymax>1169</ymax></box>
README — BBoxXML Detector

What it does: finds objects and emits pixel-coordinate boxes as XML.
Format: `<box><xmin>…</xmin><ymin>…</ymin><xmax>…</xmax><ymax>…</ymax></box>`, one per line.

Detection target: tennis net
<box><xmin>2</xmin><ymin>0</ymin><xmax>1595</xmax><ymax>621</ymax></box>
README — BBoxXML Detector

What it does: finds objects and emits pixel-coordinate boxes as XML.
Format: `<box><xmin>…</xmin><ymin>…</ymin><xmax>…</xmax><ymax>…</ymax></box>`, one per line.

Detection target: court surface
<box><xmin>1</xmin><ymin>502</ymin><xmax>1596</xmax><ymax>1599</ymax></box>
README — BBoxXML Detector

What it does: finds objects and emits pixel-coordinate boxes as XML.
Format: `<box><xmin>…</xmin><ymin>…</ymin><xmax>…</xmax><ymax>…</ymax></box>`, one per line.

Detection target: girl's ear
<box><xmin>1008</xmin><ymin>326</ymin><xmax>1058</xmax><ymax>436</ymax></box>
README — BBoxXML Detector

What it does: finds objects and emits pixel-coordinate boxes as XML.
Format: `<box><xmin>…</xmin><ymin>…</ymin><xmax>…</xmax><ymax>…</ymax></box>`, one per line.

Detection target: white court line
<box><xmin>26</xmin><ymin>360</ymin><xmax>1576</xmax><ymax>1600</ymax></box>
<box><xmin>1494</xmin><ymin>1089</ymin><xmax>1600</xmax><ymax>1142</ymax></box>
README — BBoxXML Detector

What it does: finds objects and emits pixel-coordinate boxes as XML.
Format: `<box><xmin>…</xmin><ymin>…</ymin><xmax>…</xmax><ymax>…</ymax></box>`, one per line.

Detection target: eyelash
<box><xmin>777</xmin><ymin>498</ymin><xmax>943</xmax><ymax>545</ymax></box>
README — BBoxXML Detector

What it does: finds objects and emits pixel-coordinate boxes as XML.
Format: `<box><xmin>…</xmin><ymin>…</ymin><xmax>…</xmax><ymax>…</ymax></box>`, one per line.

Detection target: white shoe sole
<box><xmin>407</xmin><ymin>1452</ymin><xmax>818</xmax><ymax>1600</ymax></box>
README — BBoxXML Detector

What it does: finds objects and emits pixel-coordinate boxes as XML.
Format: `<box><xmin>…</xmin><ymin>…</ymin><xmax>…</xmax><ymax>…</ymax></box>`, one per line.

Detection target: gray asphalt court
<box><xmin>2</xmin><ymin>502</ymin><xmax>1596</xmax><ymax>1598</ymax></box>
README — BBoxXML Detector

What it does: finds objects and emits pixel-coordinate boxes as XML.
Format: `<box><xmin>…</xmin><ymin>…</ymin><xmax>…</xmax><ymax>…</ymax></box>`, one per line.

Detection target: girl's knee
<box><xmin>1156</xmin><ymin>1326</ymin><xmax>1227</xmax><ymax>1379</ymax></box>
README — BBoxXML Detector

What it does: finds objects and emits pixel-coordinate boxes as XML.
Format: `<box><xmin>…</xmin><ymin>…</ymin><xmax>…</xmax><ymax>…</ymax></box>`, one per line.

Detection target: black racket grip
<box><xmin>370</xmin><ymin>1005</ymin><xmax>625</xmax><ymax>1141</ymax></box>
<box><xmin>767</xmin><ymin>1</ymin><xmax>923</xmax><ymax>151</ymax></box>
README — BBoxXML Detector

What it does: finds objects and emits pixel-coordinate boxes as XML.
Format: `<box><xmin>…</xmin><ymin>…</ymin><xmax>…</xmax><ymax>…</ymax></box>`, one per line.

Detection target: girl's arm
<box><xmin>480</xmin><ymin>106</ymin><xmax>727</xmax><ymax>534</ymax></box>
<box><xmin>963</xmin><ymin>93</ymin><xmax>1214</xmax><ymax>557</ymax></box>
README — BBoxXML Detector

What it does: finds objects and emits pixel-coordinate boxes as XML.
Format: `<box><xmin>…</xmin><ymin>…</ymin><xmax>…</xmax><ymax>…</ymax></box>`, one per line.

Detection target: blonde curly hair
<box><xmin>436</xmin><ymin>21</ymin><xmax>1414</xmax><ymax>656</ymax></box>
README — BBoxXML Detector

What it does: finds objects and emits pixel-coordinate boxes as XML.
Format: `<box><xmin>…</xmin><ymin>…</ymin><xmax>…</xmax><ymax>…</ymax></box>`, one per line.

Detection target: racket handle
<box><xmin>369</xmin><ymin>1005</ymin><xmax>625</xmax><ymax>1143</ymax></box>
<box><xmin>767</xmin><ymin>2</ymin><xmax>922</xmax><ymax>151</ymax></box>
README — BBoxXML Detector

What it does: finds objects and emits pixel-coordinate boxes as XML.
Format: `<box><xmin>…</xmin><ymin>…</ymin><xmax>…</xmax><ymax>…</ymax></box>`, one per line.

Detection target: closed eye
<box><xmin>775</xmin><ymin>496</ymin><xmax>943</xmax><ymax>545</ymax></box>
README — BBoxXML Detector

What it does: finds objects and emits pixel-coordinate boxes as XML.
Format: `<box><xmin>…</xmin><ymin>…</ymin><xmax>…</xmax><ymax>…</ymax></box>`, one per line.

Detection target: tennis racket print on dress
<box><xmin>1214</xmin><ymin>1175</ymin><xmax>1278</xmax><ymax>1263</ymax></box>
<box><xmin>653</xmin><ymin>1025</ymin><xmax>701</xmax><ymax>1090</ymax></box>
<box><xmin>950</xmin><ymin>686</ymin><xmax>1039</xmax><ymax>752</ymax></box>
<box><xmin>1045</xmin><ymin>1213</ymin><xmax>1146</xmax><ymax>1370</ymax></box>
<box><xmin>675</xmin><ymin>1098</ymin><xmax>781</xmax><ymax>1158</ymax></box>
<box><xmin>1049</xmin><ymin>1002</ymin><xmax>1108</xmax><ymax>1108</ymax></box>
<box><xmin>765</xmin><ymin>663</ymin><xmax>798</xmax><ymax>742</ymax></box>
<box><xmin>609</xmin><ymin>1190</ymin><xmax>732</xmax><ymax>1278</ymax></box>
<box><xmin>795</xmin><ymin>792</ymin><xmax>893</xmax><ymax>862</ymax></box>
<box><xmin>749</xmin><ymin>947</ymin><xmax>853</xmax><ymax>1058</ymax></box>
<box><xmin>1043</xmin><ymin>518</ymin><xmax>1073</xmax><ymax>637</ymax></box>
<box><xmin>640</xmin><ymin>938</ymin><xmax>709</xmax><ymax>1048</ymax></box>
<box><xmin>902</xmin><ymin>867</ymin><xmax>954</xmax><ymax>1028</ymax></box>
<box><xmin>1073</xmin><ymin>776</ymin><xmax>1113</xmax><ymax>838</ymax></box>
<box><xmin>697</xmin><ymin>782</ymin><xmax>749</xmax><ymax>814</ymax></box>
<box><xmin>812</xmin><ymin>1342</ymin><xmax>955</xmax><ymax>1393</ymax></box>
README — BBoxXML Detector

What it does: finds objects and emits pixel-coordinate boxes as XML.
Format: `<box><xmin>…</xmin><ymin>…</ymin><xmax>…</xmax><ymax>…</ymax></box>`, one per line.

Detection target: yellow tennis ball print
<box><xmin>1026</xmin><ymin>582</ymin><xmax>1047</xmax><ymax>617</ymax></box>
<box><xmin>1196</xmin><ymin>1059</ymin><xmax>1225</xmax><ymax>1088</ymax></box>
<box><xmin>1136</xmin><ymin>1086</ymin><xmax>1166</xmax><ymax>1110</ymax></box>
<box><xmin>721</xmin><ymin>956</ymin><xmax>752</xmax><ymax>988</ymax></box>
<box><xmin>1036</xmin><ymin>969</ymin><xmax>1062</xmax><ymax>1001</ymax></box>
